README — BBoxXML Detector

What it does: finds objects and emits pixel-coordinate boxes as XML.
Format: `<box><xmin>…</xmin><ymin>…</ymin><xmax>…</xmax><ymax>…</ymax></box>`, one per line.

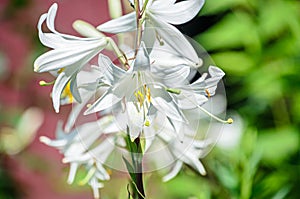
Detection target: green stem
<box><xmin>124</xmin><ymin>132</ymin><xmax>146</xmax><ymax>199</ymax></box>
<box><xmin>133</xmin><ymin>138</ymin><xmax>145</xmax><ymax>199</ymax></box>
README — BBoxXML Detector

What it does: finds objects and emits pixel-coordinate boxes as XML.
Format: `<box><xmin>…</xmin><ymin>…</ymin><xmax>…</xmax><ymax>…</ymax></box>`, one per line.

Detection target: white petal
<box><xmin>70</xmin><ymin>75</ymin><xmax>82</xmax><ymax>103</ymax></box>
<box><xmin>172</xmin><ymin>142</ymin><xmax>206</xmax><ymax>175</ymax></box>
<box><xmin>147</xmin><ymin>13</ymin><xmax>199</xmax><ymax>64</ymax></box>
<box><xmin>39</xmin><ymin>136</ymin><xmax>67</xmax><ymax>148</ymax></box>
<box><xmin>177</xmin><ymin>90</ymin><xmax>208</xmax><ymax>109</ymax></box>
<box><xmin>133</xmin><ymin>42</ymin><xmax>150</xmax><ymax>71</ymax></box>
<box><xmin>95</xmin><ymin>162</ymin><xmax>110</xmax><ymax>180</ymax></box>
<box><xmin>151</xmin><ymin>0</ymin><xmax>205</xmax><ymax>25</ymax></box>
<box><xmin>37</xmin><ymin>12</ymin><xmax>87</xmax><ymax>49</ymax></box>
<box><xmin>151</xmin><ymin>64</ymin><xmax>190</xmax><ymax>87</ymax></box>
<box><xmin>52</xmin><ymin>72</ymin><xmax>74</xmax><ymax>113</ymax></box>
<box><xmin>183</xmin><ymin>153</ymin><xmax>206</xmax><ymax>175</ymax></box>
<box><xmin>64</xmin><ymin>93</ymin><xmax>93</xmax><ymax>132</ymax></box>
<box><xmin>98</xmin><ymin>54</ymin><xmax>125</xmax><ymax>84</ymax></box>
<box><xmin>191</xmin><ymin>65</ymin><xmax>225</xmax><ymax>96</ymax></box>
<box><xmin>46</xmin><ymin>3</ymin><xmax>83</xmax><ymax>40</ymax></box>
<box><xmin>142</xmin><ymin>21</ymin><xmax>156</xmax><ymax>53</ymax></box>
<box><xmin>37</xmin><ymin>4</ymin><xmax>103</xmax><ymax>50</ymax></box>
<box><xmin>34</xmin><ymin>39</ymin><xmax>107</xmax><ymax>73</ymax></box>
<box><xmin>67</xmin><ymin>163</ymin><xmax>79</xmax><ymax>184</ymax></box>
<box><xmin>84</xmin><ymin>89</ymin><xmax>121</xmax><ymax>115</ymax></box>
<box><xmin>97</xmin><ymin>12</ymin><xmax>137</xmax><ymax>34</ymax></box>
<box><xmin>162</xmin><ymin>161</ymin><xmax>183</xmax><ymax>182</ymax></box>
<box><xmin>126</xmin><ymin>102</ymin><xmax>144</xmax><ymax>141</ymax></box>
<box><xmin>88</xmin><ymin>137</ymin><xmax>115</xmax><ymax>163</ymax></box>
<box><xmin>151</xmin><ymin>86</ymin><xmax>186</xmax><ymax>122</ymax></box>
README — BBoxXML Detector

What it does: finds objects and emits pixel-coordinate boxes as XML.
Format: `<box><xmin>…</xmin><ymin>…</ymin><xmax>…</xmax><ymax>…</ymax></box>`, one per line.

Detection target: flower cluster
<box><xmin>34</xmin><ymin>0</ymin><xmax>232</xmax><ymax>198</ymax></box>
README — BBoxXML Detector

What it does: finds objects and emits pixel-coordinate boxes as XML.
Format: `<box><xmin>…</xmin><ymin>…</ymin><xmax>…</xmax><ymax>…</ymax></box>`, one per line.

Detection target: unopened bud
<box><xmin>108</xmin><ymin>0</ymin><xmax>122</xmax><ymax>19</ymax></box>
<box><xmin>73</xmin><ymin>20</ymin><xmax>106</xmax><ymax>38</ymax></box>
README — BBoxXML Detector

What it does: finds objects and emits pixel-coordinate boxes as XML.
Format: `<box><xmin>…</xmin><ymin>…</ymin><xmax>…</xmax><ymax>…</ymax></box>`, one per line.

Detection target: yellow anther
<box><xmin>205</xmin><ymin>89</ymin><xmax>211</xmax><ymax>98</ymax></box>
<box><xmin>144</xmin><ymin>120</ymin><xmax>150</xmax><ymax>127</ymax></box>
<box><xmin>58</xmin><ymin>68</ymin><xmax>65</xmax><ymax>74</ymax></box>
<box><xmin>39</xmin><ymin>80</ymin><xmax>55</xmax><ymax>86</ymax></box>
<box><xmin>227</xmin><ymin>118</ymin><xmax>234</xmax><ymax>124</ymax></box>
<box><xmin>61</xmin><ymin>81</ymin><xmax>74</xmax><ymax>103</ymax></box>
<box><xmin>106</xmin><ymin>168</ymin><xmax>113</xmax><ymax>175</ymax></box>
<box><xmin>134</xmin><ymin>90</ymin><xmax>144</xmax><ymax>106</ymax></box>
<box><xmin>146</xmin><ymin>87</ymin><xmax>151</xmax><ymax>103</ymax></box>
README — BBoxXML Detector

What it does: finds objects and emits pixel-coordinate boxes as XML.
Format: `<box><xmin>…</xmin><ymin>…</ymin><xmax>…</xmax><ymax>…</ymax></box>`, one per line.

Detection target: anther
<box><xmin>39</xmin><ymin>80</ymin><xmax>55</xmax><ymax>86</ymax></box>
<box><xmin>166</xmin><ymin>88</ymin><xmax>181</xmax><ymax>94</ymax></box>
<box><xmin>205</xmin><ymin>89</ymin><xmax>211</xmax><ymax>98</ymax></box>
<box><xmin>227</xmin><ymin>118</ymin><xmax>233</xmax><ymax>124</ymax></box>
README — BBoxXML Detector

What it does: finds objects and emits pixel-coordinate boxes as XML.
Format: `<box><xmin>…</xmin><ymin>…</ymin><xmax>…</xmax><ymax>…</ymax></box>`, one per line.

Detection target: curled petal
<box><xmin>97</xmin><ymin>12</ymin><xmax>137</xmax><ymax>34</ymax></box>
<box><xmin>151</xmin><ymin>0</ymin><xmax>205</xmax><ymax>25</ymax></box>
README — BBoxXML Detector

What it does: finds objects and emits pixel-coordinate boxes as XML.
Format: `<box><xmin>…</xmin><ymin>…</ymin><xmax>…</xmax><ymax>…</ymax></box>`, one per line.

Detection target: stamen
<box><xmin>61</xmin><ymin>81</ymin><xmax>74</xmax><ymax>103</ymax></box>
<box><xmin>39</xmin><ymin>80</ymin><xmax>55</xmax><ymax>86</ymax></box>
<box><xmin>146</xmin><ymin>87</ymin><xmax>151</xmax><ymax>102</ymax></box>
<box><xmin>144</xmin><ymin>120</ymin><xmax>150</xmax><ymax>127</ymax></box>
<box><xmin>166</xmin><ymin>88</ymin><xmax>181</xmax><ymax>94</ymax></box>
<box><xmin>198</xmin><ymin>105</ymin><xmax>233</xmax><ymax>124</ymax></box>
<box><xmin>205</xmin><ymin>89</ymin><xmax>211</xmax><ymax>98</ymax></box>
<box><xmin>184</xmin><ymin>94</ymin><xmax>233</xmax><ymax>124</ymax></box>
<box><xmin>58</xmin><ymin>68</ymin><xmax>65</xmax><ymax>74</ymax></box>
<box><xmin>134</xmin><ymin>90</ymin><xmax>145</xmax><ymax>107</ymax></box>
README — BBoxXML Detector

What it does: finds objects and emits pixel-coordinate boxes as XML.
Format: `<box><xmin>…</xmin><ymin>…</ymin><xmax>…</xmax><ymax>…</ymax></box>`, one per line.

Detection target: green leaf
<box><xmin>211</xmin><ymin>51</ymin><xmax>254</xmax><ymax>75</ymax></box>
<box><xmin>122</xmin><ymin>156</ymin><xmax>137</xmax><ymax>182</ymax></box>
<box><xmin>196</xmin><ymin>12</ymin><xmax>260</xmax><ymax>52</ymax></box>
<box><xmin>201</xmin><ymin>0</ymin><xmax>250</xmax><ymax>15</ymax></box>
<box><xmin>257</xmin><ymin>127</ymin><xmax>299</xmax><ymax>165</ymax></box>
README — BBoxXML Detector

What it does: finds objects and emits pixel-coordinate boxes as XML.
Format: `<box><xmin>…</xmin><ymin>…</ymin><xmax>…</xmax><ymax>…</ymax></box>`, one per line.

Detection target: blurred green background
<box><xmin>0</xmin><ymin>0</ymin><xmax>299</xmax><ymax>198</ymax></box>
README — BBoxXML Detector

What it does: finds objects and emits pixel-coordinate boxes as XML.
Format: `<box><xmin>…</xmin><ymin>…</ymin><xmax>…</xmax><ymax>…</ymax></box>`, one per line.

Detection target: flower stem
<box><xmin>134</xmin><ymin>0</ymin><xmax>143</xmax><ymax>55</ymax></box>
<box><xmin>124</xmin><ymin>132</ymin><xmax>146</xmax><ymax>199</ymax></box>
<box><xmin>133</xmin><ymin>138</ymin><xmax>145</xmax><ymax>199</ymax></box>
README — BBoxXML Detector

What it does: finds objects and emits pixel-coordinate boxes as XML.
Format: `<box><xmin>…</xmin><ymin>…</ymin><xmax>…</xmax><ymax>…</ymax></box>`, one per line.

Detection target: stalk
<box><xmin>124</xmin><ymin>132</ymin><xmax>146</xmax><ymax>199</ymax></box>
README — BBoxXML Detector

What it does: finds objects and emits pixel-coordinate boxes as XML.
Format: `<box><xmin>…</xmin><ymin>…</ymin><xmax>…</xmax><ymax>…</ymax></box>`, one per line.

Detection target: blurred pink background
<box><xmin>0</xmin><ymin>1</ymin><xmax>113</xmax><ymax>198</ymax></box>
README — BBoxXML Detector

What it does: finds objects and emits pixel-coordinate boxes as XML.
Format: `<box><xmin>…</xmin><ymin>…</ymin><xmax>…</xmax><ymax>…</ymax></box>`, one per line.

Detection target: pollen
<box><xmin>146</xmin><ymin>87</ymin><xmax>151</xmax><ymax>102</ymax></box>
<box><xmin>227</xmin><ymin>118</ymin><xmax>234</xmax><ymax>124</ymax></box>
<box><xmin>134</xmin><ymin>90</ymin><xmax>144</xmax><ymax>107</ymax></box>
<box><xmin>144</xmin><ymin>120</ymin><xmax>150</xmax><ymax>127</ymax></box>
<box><xmin>58</xmin><ymin>68</ymin><xmax>65</xmax><ymax>74</ymax></box>
<box><xmin>39</xmin><ymin>80</ymin><xmax>55</xmax><ymax>86</ymax></box>
<box><xmin>61</xmin><ymin>81</ymin><xmax>74</xmax><ymax>103</ymax></box>
<box><xmin>205</xmin><ymin>89</ymin><xmax>211</xmax><ymax>98</ymax></box>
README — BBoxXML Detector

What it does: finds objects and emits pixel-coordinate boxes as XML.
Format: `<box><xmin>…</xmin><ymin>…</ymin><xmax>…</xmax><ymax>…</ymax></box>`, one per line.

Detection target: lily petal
<box><xmin>84</xmin><ymin>89</ymin><xmax>121</xmax><ymax>115</ymax></box>
<box><xmin>162</xmin><ymin>161</ymin><xmax>183</xmax><ymax>182</ymax></box>
<box><xmin>133</xmin><ymin>42</ymin><xmax>150</xmax><ymax>71</ymax></box>
<box><xmin>151</xmin><ymin>0</ymin><xmax>205</xmax><ymax>25</ymax></box>
<box><xmin>70</xmin><ymin>75</ymin><xmax>82</xmax><ymax>103</ymax></box>
<box><xmin>98</xmin><ymin>54</ymin><xmax>125</xmax><ymax>85</ymax></box>
<box><xmin>52</xmin><ymin>72</ymin><xmax>74</xmax><ymax>113</ymax></box>
<box><xmin>97</xmin><ymin>12</ymin><xmax>137</xmax><ymax>34</ymax></box>
<box><xmin>147</xmin><ymin>12</ymin><xmax>199</xmax><ymax>64</ymax></box>
<box><xmin>34</xmin><ymin>39</ymin><xmax>107</xmax><ymax>73</ymax></box>
<box><xmin>151</xmin><ymin>85</ymin><xmax>186</xmax><ymax>122</ymax></box>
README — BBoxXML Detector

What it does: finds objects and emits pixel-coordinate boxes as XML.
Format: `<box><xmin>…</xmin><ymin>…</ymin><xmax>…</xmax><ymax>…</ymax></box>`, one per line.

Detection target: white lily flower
<box><xmin>34</xmin><ymin>3</ymin><xmax>108</xmax><ymax>113</ymax></box>
<box><xmin>85</xmin><ymin>43</ymin><xmax>187</xmax><ymax>140</ymax></box>
<box><xmin>97</xmin><ymin>0</ymin><xmax>205</xmax><ymax>64</ymax></box>
<box><xmin>40</xmin><ymin>115</ymin><xmax>119</xmax><ymax>198</ymax></box>
<box><xmin>141</xmin><ymin>117</ymin><xmax>213</xmax><ymax>181</ymax></box>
